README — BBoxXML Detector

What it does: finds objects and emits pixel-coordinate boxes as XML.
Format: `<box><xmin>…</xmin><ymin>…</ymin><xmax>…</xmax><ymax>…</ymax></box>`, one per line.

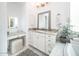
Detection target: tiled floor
<box><xmin>17</xmin><ymin>49</ymin><xmax>39</xmax><ymax>56</ymax></box>
<box><xmin>29</xmin><ymin>45</ymin><xmax>48</xmax><ymax>56</ymax></box>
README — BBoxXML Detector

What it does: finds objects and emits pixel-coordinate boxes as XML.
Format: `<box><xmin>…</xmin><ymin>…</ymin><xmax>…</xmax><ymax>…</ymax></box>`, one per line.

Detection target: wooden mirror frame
<box><xmin>37</xmin><ymin>10</ymin><xmax>51</xmax><ymax>31</ymax></box>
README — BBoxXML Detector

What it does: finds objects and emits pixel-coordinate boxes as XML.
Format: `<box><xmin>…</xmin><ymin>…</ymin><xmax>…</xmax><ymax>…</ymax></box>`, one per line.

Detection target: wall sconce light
<box><xmin>36</xmin><ymin>2</ymin><xmax>48</xmax><ymax>8</ymax></box>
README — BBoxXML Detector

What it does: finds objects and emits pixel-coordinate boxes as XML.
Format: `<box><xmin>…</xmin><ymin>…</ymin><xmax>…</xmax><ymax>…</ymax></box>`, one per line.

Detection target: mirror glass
<box><xmin>8</xmin><ymin>16</ymin><xmax>18</xmax><ymax>33</ymax></box>
<box><xmin>37</xmin><ymin>11</ymin><xmax>51</xmax><ymax>30</ymax></box>
<box><xmin>8</xmin><ymin>17</ymin><xmax>18</xmax><ymax>29</ymax></box>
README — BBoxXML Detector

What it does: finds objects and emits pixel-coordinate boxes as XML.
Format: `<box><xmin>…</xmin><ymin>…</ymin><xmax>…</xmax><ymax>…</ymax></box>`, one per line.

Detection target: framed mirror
<box><xmin>37</xmin><ymin>11</ymin><xmax>51</xmax><ymax>30</ymax></box>
<box><xmin>8</xmin><ymin>17</ymin><xmax>18</xmax><ymax>29</ymax></box>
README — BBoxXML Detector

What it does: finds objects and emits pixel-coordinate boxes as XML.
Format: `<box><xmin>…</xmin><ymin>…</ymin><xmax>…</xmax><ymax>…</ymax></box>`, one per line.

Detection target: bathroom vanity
<box><xmin>28</xmin><ymin>10</ymin><xmax>58</xmax><ymax>55</ymax></box>
<box><xmin>29</xmin><ymin>29</ymin><xmax>58</xmax><ymax>55</ymax></box>
<box><xmin>7</xmin><ymin>16</ymin><xmax>27</xmax><ymax>55</ymax></box>
<box><xmin>8</xmin><ymin>32</ymin><xmax>26</xmax><ymax>55</ymax></box>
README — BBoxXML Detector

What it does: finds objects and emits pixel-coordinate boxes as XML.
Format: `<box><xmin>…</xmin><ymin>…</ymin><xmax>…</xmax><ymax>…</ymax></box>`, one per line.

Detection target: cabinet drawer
<box><xmin>46</xmin><ymin>37</ymin><xmax>56</xmax><ymax>55</ymax></box>
<box><xmin>47</xmin><ymin>38</ymin><xmax>56</xmax><ymax>44</ymax></box>
<box><xmin>46</xmin><ymin>35</ymin><xmax>56</xmax><ymax>39</ymax></box>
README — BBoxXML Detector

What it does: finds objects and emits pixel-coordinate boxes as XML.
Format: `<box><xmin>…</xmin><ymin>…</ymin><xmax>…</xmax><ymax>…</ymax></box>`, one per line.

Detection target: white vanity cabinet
<box><xmin>46</xmin><ymin>34</ymin><xmax>56</xmax><ymax>54</ymax></box>
<box><xmin>29</xmin><ymin>30</ymin><xmax>57</xmax><ymax>55</ymax></box>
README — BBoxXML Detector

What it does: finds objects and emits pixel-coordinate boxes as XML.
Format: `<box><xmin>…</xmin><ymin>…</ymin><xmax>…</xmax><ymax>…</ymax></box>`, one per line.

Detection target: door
<box><xmin>38</xmin><ymin>33</ymin><xmax>46</xmax><ymax>53</ymax></box>
<box><xmin>29</xmin><ymin>31</ymin><xmax>34</xmax><ymax>45</ymax></box>
<box><xmin>33</xmin><ymin>32</ymin><xmax>39</xmax><ymax>48</ymax></box>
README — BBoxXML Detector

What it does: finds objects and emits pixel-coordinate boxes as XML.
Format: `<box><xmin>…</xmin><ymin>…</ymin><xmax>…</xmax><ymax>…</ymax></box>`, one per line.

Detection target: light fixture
<box><xmin>36</xmin><ymin>2</ymin><xmax>48</xmax><ymax>8</ymax></box>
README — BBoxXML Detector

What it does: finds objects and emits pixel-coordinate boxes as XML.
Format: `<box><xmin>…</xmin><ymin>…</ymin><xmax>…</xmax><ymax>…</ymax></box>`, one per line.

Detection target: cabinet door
<box><xmin>30</xmin><ymin>32</ymin><xmax>46</xmax><ymax>53</ymax></box>
<box><xmin>33</xmin><ymin>32</ymin><xmax>39</xmax><ymax>48</ymax></box>
<box><xmin>29</xmin><ymin>31</ymin><xmax>35</xmax><ymax>46</ymax></box>
<box><xmin>38</xmin><ymin>33</ymin><xmax>46</xmax><ymax>53</ymax></box>
<box><xmin>28</xmin><ymin>31</ymin><xmax>33</xmax><ymax>45</ymax></box>
<box><xmin>46</xmin><ymin>35</ymin><xmax>56</xmax><ymax>55</ymax></box>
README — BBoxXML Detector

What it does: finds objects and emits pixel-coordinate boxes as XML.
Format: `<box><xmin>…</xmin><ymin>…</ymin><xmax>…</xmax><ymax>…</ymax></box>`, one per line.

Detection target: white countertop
<box><xmin>8</xmin><ymin>32</ymin><xmax>26</xmax><ymax>40</ymax></box>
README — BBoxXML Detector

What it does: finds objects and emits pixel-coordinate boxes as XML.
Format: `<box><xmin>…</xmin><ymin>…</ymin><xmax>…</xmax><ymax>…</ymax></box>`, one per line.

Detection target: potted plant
<box><xmin>59</xmin><ymin>24</ymin><xmax>73</xmax><ymax>43</ymax></box>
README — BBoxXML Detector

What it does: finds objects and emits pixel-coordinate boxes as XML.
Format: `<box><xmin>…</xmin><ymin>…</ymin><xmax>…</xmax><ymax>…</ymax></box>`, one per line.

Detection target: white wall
<box><xmin>7</xmin><ymin>2</ymin><xmax>28</xmax><ymax>32</ymax></box>
<box><xmin>71</xmin><ymin>1</ymin><xmax>79</xmax><ymax>32</ymax></box>
<box><xmin>0</xmin><ymin>2</ymin><xmax>8</xmax><ymax>56</ymax></box>
<box><xmin>26</xmin><ymin>3</ymin><xmax>37</xmax><ymax>28</ymax></box>
<box><xmin>27</xmin><ymin>2</ymin><xmax>70</xmax><ymax>29</ymax></box>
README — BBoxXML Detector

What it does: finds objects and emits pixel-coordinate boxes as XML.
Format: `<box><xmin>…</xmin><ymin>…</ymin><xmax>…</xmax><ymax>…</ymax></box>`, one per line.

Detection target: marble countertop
<box><xmin>8</xmin><ymin>31</ymin><xmax>26</xmax><ymax>40</ymax></box>
<box><xmin>29</xmin><ymin>28</ymin><xmax>58</xmax><ymax>35</ymax></box>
